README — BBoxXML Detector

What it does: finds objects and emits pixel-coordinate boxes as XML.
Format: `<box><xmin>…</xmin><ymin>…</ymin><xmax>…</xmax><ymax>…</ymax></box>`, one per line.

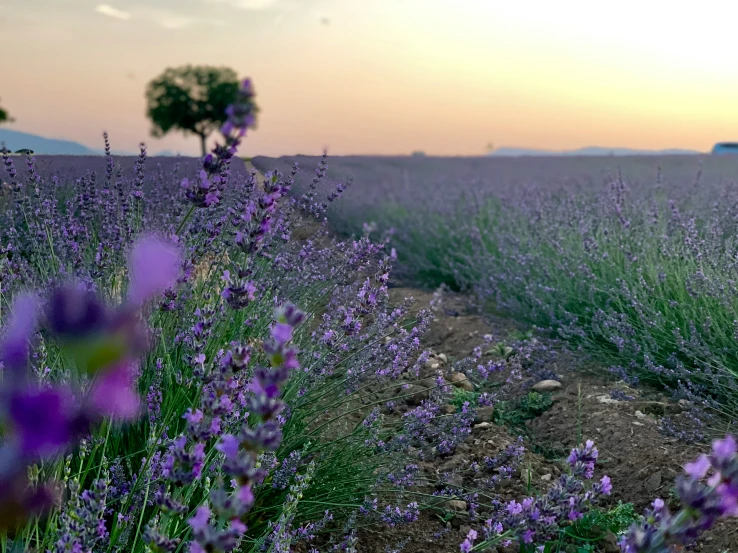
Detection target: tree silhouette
<box><xmin>0</xmin><ymin>98</ymin><xmax>13</xmax><ymax>126</ymax></box>
<box><xmin>145</xmin><ymin>65</ymin><xmax>257</xmax><ymax>157</ymax></box>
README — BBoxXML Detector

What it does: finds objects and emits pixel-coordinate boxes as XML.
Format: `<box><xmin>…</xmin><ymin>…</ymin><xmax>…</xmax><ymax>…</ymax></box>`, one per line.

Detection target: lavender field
<box><xmin>1</xmin><ymin>86</ymin><xmax>738</xmax><ymax>553</ymax></box>
<box><xmin>254</xmin><ymin>152</ymin><xmax>738</xmax><ymax>426</ymax></box>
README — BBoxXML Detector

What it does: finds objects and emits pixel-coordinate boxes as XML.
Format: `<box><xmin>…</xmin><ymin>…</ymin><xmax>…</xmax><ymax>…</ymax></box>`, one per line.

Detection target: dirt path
<box><xmin>358</xmin><ymin>286</ymin><xmax>737</xmax><ymax>553</ymax></box>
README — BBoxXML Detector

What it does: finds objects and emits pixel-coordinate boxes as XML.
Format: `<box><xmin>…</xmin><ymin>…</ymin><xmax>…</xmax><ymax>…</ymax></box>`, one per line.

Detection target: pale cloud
<box><xmin>156</xmin><ymin>15</ymin><xmax>194</xmax><ymax>30</ymax></box>
<box><xmin>202</xmin><ymin>0</ymin><xmax>281</xmax><ymax>10</ymax></box>
<box><xmin>133</xmin><ymin>7</ymin><xmax>195</xmax><ymax>29</ymax></box>
<box><xmin>95</xmin><ymin>3</ymin><xmax>212</xmax><ymax>30</ymax></box>
<box><xmin>95</xmin><ymin>4</ymin><xmax>131</xmax><ymax>20</ymax></box>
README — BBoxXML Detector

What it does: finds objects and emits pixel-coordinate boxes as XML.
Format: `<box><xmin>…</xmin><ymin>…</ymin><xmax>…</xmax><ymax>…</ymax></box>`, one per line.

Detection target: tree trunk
<box><xmin>199</xmin><ymin>133</ymin><xmax>207</xmax><ymax>157</ymax></box>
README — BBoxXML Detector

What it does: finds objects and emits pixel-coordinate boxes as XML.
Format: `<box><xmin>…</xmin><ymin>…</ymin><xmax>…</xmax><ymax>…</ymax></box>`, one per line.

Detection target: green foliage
<box><xmin>450</xmin><ymin>386</ymin><xmax>481</xmax><ymax>410</ymax></box>
<box><xmin>145</xmin><ymin>65</ymin><xmax>257</xmax><ymax>156</ymax></box>
<box><xmin>343</xmin><ymin>196</ymin><xmax>505</xmax><ymax>289</ymax></box>
<box><xmin>493</xmin><ymin>392</ymin><xmax>553</xmax><ymax>429</ymax></box>
<box><xmin>562</xmin><ymin>502</ymin><xmax>640</xmax><ymax>549</ymax></box>
<box><xmin>0</xmin><ymin>98</ymin><xmax>13</xmax><ymax>125</ymax></box>
<box><xmin>520</xmin><ymin>502</ymin><xmax>639</xmax><ymax>553</ymax></box>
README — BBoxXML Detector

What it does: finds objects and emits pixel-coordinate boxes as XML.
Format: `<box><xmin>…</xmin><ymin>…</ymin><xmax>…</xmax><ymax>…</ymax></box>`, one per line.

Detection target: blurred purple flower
<box><xmin>684</xmin><ymin>455</ymin><xmax>711</xmax><ymax>479</ymax></box>
<box><xmin>622</xmin><ymin>433</ymin><xmax>738</xmax><ymax>552</ymax></box>
<box><xmin>188</xmin><ymin>506</ymin><xmax>211</xmax><ymax>533</ymax></box>
<box><xmin>128</xmin><ymin>235</ymin><xmax>181</xmax><ymax>305</ymax></box>
<box><xmin>0</xmin><ymin>292</ymin><xmax>39</xmax><ymax>372</ymax></box>
<box><xmin>271</xmin><ymin>322</ymin><xmax>293</xmax><ymax>345</ymax></box>
<box><xmin>45</xmin><ymin>284</ymin><xmax>108</xmax><ymax>338</ymax></box>
<box><xmin>88</xmin><ymin>361</ymin><xmax>141</xmax><ymax>420</ymax></box>
<box><xmin>713</xmin><ymin>435</ymin><xmax>737</xmax><ymax>462</ymax></box>
<box><xmin>8</xmin><ymin>386</ymin><xmax>76</xmax><ymax>458</ymax></box>
<box><xmin>216</xmin><ymin>434</ymin><xmax>240</xmax><ymax>460</ymax></box>
<box><xmin>598</xmin><ymin>475</ymin><xmax>613</xmax><ymax>495</ymax></box>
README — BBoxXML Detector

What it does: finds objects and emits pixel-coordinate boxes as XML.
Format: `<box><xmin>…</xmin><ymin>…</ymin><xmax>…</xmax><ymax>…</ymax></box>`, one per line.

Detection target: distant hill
<box><xmin>489</xmin><ymin>146</ymin><xmax>702</xmax><ymax>157</ymax></box>
<box><xmin>0</xmin><ymin>129</ymin><xmax>171</xmax><ymax>156</ymax></box>
<box><xmin>0</xmin><ymin>128</ymin><xmax>99</xmax><ymax>155</ymax></box>
<box><xmin>0</xmin><ymin>128</ymin><xmax>705</xmax><ymax>159</ymax></box>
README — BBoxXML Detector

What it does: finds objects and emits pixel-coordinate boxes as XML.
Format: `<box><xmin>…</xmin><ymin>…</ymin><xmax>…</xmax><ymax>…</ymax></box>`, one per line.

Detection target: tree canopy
<box><xmin>145</xmin><ymin>65</ymin><xmax>257</xmax><ymax>156</ymax></box>
<box><xmin>0</xmin><ymin>98</ymin><xmax>13</xmax><ymax>126</ymax></box>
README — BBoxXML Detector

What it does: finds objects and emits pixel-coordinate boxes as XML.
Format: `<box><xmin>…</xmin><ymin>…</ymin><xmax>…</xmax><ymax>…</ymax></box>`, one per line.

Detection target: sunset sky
<box><xmin>2</xmin><ymin>0</ymin><xmax>737</xmax><ymax>156</ymax></box>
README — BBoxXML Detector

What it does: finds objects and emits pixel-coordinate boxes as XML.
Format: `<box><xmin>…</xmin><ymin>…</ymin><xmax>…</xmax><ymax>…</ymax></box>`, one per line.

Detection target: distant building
<box><xmin>411</xmin><ymin>151</ymin><xmax>426</xmax><ymax>157</ymax></box>
<box><xmin>712</xmin><ymin>142</ymin><xmax>738</xmax><ymax>155</ymax></box>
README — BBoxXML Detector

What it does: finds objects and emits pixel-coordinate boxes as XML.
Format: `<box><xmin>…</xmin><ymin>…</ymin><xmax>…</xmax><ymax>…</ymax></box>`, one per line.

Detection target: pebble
<box><xmin>635</xmin><ymin>410</ymin><xmax>647</xmax><ymax>419</ymax></box>
<box><xmin>449</xmin><ymin>372</ymin><xmax>474</xmax><ymax>391</ymax></box>
<box><xmin>404</xmin><ymin>379</ymin><xmax>436</xmax><ymax>405</ymax></box>
<box><xmin>645</xmin><ymin>471</ymin><xmax>662</xmax><ymax>492</ymax></box>
<box><xmin>438</xmin><ymin>353</ymin><xmax>448</xmax><ymax>363</ymax></box>
<box><xmin>474</xmin><ymin>422</ymin><xmax>492</xmax><ymax>429</ymax></box>
<box><xmin>540</xmin><ymin>473</ymin><xmax>552</xmax><ymax>481</ymax></box>
<box><xmin>531</xmin><ymin>379</ymin><xmax>562</xmax><ymax>392</ymax></box>
<box><xmin>446</xmin><ymin>499</ymin><xmax>467</xmax><ymax>512</ymax></box>
<box><xmin>474</xmin><ymin>405</ymin><xmax>495</xmax><ymax>423</ymax></box>
<box><xmin>442</xmin><ymin>404</ymin><xmax>456</xmax><ymax>415</ymax></box>
<box><xmin>597</xmin><ymin>395</ymin><xmax>619</xmax><ymax>404</ymax></box>
<box><xmin>439</xmin><ymin>458</ymin><xmax>463</xmax><ymax>472</ymax></box>
<box><xmin>600</xmin><ymin>533</ymin><xmax>621</xmax><ymax>553</ymax></box>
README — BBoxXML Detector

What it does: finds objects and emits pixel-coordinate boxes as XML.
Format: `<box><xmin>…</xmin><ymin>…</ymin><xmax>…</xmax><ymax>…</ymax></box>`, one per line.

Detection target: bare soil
<box><xmin>355</xmin><ymin>286</ymin><xmax>738</xmax><ymax>553</ymax></box>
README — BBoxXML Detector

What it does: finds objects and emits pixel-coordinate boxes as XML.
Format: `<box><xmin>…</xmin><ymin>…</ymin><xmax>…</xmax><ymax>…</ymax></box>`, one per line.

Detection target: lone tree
<box><xmin>0</xmin><ymin>99</ymin><xmax>12</xmax><ymax>153</ymax></box>
<box><xmin>0</xmin><ymin>98</ymin><xmax>13</xmax><ymax>126</ymax></box>
<box><xmin>145</xmin><ymin>65</ymin><xmax>257</xmax><ymax>156</ymax></box>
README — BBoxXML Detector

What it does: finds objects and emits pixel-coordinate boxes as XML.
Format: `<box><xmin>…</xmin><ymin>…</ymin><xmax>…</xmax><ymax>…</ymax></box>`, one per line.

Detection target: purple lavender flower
<box><xmin>127</xmin><ymin>234</ymin><xmax>181</xmax><ymax>305</ymax></box>
<box><xmin>567</xmin><ymin>439</ymin><xmax>598</xmax><ymax>479</ymax></box>
<box><xmin>7</xmin><ymin>385</ymin><xmax>77</xmax><ymax>459</ymax></box>
<box><xmin>45</xmin><ymin>284</ymin><xmax>108</xmax><ymax>338</ymax></box>
<box><xmin>621</xmin><ymin>433</ymin><xmax>738</xmax><ymax>552</ymax></box>
<box><xmin>87</xmin><ymin>360</ymin><xmax>142</xmax><ymax>420</ymax></box>
<box><xmin>0</xmin><ymin>292</ymin><xmax>39</xmax><ymax>372</ymax></box>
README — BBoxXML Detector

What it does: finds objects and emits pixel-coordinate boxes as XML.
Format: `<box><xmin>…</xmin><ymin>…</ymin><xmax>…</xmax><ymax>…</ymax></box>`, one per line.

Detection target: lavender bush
<box><xmin>254</xmin><ymin>154</ymin><xmax>738</xmax><ymax>436</ymax></box>
<box><xmin>0</xmin><ymin>80</ymin><xmax>457</xmax><ymax>552</ymax></box>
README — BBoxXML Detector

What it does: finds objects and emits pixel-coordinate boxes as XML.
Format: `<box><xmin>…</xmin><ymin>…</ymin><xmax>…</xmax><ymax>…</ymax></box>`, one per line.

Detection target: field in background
<box><xmin>254</xmin><ymin>153</ymin><xmax>738</xmax><ymax>435</ymax></box>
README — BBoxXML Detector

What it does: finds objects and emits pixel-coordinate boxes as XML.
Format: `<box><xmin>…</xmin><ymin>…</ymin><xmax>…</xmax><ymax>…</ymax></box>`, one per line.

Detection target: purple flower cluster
<box><xmin>462</xmin><ymin>440</ymin><xmax>612</xmax><ymax>551</ymax></box>
<box><xmin>153</xmin><ymin>303</ymin><xmax>305</xmax><ymax>553</ymax></box>
<box><xmin>0</xmin><ymin>234</ymin><xmax>180</xmax><ymax>530</ymax></box>
<box><xmin>181</xmin><ymin>79</ymin><xmax>258</xmax><ymax>210</ymax></box>
<box><xmin>621</xmin><ymin>434</ymin><xmax>738</xmax><ymax>552</ymax></box>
